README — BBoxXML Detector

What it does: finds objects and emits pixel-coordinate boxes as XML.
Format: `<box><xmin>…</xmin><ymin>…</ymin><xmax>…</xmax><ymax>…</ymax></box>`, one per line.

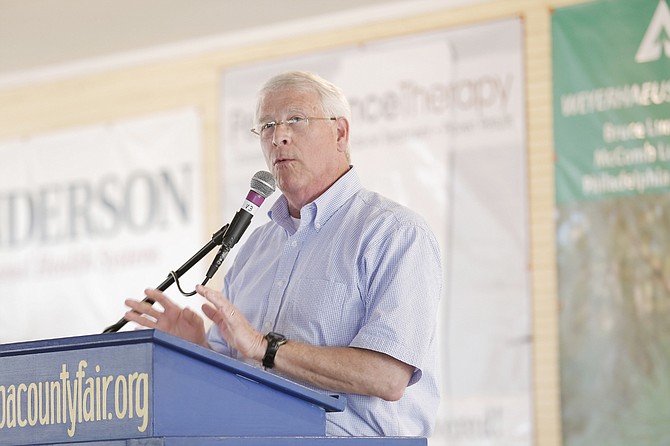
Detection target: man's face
<box><xmin>258</xmin><ymin>88</ymin><xmax>348</xmax><ymax>207</ymax></box>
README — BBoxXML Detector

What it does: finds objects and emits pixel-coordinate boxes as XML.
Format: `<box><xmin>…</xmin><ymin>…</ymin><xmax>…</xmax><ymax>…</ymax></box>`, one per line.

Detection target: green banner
<box><xmin>553</xmin><ymin>2</ymin><xmax>670</xmax><ymax>446</ymax></box>
<box><xmin>554</xmin><ymin>0</ymin><xmax>670</xmax><ymax>204</ymax></box>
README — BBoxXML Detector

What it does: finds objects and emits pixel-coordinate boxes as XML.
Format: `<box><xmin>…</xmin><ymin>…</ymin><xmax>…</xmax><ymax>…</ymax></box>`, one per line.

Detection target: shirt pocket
<box><xmin>282</xmin><ymin>278</ymin><xmax>361</xmax><ymax>346</ymax></box>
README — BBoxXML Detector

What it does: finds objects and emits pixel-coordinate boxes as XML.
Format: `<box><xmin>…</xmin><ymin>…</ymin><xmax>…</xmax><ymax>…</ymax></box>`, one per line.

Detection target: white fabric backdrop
<box><xmin>220</xmin><ymin>18</ymin><xmax>531</xmax><ymax>445</ymax></box>
<box><xmin>0</xmin><ymin>108</ymin><xmax>205</xmax><ymax>343</ymax></box>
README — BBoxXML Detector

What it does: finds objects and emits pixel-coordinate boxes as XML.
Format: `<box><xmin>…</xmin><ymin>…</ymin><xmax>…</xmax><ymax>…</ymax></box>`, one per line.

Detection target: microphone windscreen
<box><xmin>251</xmin><ymin>170</ymin><xmax>276</xmax><ymax>198</ymax></box>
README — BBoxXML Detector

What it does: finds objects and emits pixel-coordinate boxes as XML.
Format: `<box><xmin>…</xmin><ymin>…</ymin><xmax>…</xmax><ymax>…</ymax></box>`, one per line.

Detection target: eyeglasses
<box><xmin>250</xmin><ymin>116</ymin><xmax>337</xmax><ymax>138</ymax></box>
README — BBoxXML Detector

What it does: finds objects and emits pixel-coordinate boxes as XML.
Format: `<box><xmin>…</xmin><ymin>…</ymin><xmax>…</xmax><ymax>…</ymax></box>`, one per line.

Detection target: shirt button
<box><xmin>315</xmin><ymin>222</ymin><xmax>321</xmax><ymax>229</ymax></box>
<box><xmin>277</xmin><ymin>280</ymin><xmax>285</xmax><ymax>287</ymax></box>
<box><xmin>291</xmin><ymin>240</ymin><xmax>297</xmax><ymax>247</ymax></box>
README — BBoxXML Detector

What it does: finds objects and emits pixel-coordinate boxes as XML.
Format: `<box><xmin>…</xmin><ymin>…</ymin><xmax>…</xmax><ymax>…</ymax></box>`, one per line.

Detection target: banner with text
<box><xmin>553</xmin><ymin>1</ymin><xmax>670</xmax><ymax>445</ymax></box>
<box><xmin>0</xmin><ymin>109</ymin><xmax>205</xmax><ymax>343</ymax></box>
<box><xmin>221</xmin><ymin>18</ymin><xmax>530</xmax><ymax>445</ymax></box>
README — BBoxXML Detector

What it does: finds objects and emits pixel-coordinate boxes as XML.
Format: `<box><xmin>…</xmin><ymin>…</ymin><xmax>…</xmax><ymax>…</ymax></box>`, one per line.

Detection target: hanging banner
<box><xmin>0</xmin><ymin>108</ymin><xmax>205</xmax><ymax>343</ymax></box>
<box><xmin>553</xmin><ymin>1</ymin><xmax>670</xmax><ymax>445</ymax></box>
<box><xmin>221</xmin><ymin>18</ymin><xmax>530</xmax><ymax>445</ymax></box>
<box><xmin>554</xmin><ymin>0</ymin><xmax>670</xmax><ymax>203</ymax></box>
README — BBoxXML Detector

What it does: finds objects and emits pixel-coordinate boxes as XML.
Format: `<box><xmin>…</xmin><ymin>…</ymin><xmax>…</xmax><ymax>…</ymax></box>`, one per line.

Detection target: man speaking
<box><xmin>125</xmin><ymin>71</ymin><xmax>442</xmax><ymax>436</ymax></box>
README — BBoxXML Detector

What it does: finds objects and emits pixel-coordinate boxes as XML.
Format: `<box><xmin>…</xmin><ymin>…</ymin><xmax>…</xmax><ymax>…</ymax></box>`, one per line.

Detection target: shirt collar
<box><xmin>268</xmin><ymin>166</ymin><xmax>362</xmax><ymax>233</ymax></box>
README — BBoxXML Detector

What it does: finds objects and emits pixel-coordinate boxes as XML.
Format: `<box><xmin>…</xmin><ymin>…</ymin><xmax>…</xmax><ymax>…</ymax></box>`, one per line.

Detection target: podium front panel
<box><xmin>0</xmin><ymin>340</ymin><xmax>154</xmax><ymax>445</ymax></box>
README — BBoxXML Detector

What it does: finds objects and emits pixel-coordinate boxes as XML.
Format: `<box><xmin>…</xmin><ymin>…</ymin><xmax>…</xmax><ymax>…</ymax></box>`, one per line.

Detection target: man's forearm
<box><xmin>270</xmin><ymin>341</ymin><xmax>414</xmax><ymax>401</ymax></box>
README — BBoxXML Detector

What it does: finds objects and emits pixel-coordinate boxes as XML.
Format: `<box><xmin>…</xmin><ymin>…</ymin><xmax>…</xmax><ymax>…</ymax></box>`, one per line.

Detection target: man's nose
<box><xmin>272</xmin><ymin>123</ymin><xmax>290</xmax><ymax>146</ymax></box>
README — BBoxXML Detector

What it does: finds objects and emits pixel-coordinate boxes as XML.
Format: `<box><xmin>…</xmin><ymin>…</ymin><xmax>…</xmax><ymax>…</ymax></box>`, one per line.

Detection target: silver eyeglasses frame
<box><xmin>250</xmin><ymin>116</ymin><xmax>337</xmax><ymax>137</ymax></box>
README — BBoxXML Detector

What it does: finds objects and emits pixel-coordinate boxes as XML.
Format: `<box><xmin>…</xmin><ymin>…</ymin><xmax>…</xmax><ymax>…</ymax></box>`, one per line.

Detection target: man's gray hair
<box><xmin>254</xmin><ymin>71</ymin><xmax>352</xmax><ymax>126</ymax></box>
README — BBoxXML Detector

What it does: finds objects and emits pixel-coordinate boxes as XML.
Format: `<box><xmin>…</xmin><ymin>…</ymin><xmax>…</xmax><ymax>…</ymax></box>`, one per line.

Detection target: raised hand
<box><xmin>196</xmin><ymin>285</ymin><xmax>266</xmax><ymax>362</ymax></box>
<box><xmin>125</xmin><ymin>289</ymin><xmax>208</xmax><ymax>347</ymax></box>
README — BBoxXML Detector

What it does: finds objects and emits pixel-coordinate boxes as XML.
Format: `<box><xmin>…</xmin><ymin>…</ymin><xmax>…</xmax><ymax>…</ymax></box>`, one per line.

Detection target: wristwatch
<box><xmin>263</xmin><ymin>332</ymin><xmax>287</xmax><ymax>369</ymax></box>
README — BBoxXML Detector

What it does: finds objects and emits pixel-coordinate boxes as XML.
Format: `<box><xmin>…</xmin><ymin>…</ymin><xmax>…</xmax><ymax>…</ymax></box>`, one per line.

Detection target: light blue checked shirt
<box><xmin>207</xmin><ymin>167</ymin><xmax>442</xmax><ymax>436</ymax></box>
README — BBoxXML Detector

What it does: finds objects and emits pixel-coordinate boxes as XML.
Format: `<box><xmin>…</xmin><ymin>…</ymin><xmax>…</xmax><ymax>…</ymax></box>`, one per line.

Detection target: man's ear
<box><xmin>336</xmin><ymin>117</ymin><xmax>350</xmax><ymax>152</ymax></box>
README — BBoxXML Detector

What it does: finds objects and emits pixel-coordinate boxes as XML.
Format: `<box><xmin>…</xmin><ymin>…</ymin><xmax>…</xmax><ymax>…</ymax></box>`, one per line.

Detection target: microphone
<box><xmin>205</xmin><ymin>170</ymin><xmax>276</xmax><ymax>278</ymax></box>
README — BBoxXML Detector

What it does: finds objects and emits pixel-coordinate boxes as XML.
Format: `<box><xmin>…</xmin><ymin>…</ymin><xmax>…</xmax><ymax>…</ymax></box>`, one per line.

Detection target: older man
<box><xmin>125</xmin><ymin>71</ymin><xmax>442</xmax><ymax>437</ymax></box>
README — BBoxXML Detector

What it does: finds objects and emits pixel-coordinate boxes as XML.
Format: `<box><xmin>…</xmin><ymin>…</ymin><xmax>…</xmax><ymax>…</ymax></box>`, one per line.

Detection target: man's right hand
<box><xmin>124</xmin><ymin>289</ymin><xmax>209</xmax><ymax>348</ymax></box>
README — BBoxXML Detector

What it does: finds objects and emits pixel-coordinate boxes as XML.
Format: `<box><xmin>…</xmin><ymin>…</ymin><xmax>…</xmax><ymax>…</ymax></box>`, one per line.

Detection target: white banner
<box><xmin>220</xmin><ymin>18</ymin><xmax>530</xmax><ymax>445</ymax></box>
<box><xmin>0</xmin><ymin>108</ymin><xmax>205</xmax><ymax>343</ymax></box>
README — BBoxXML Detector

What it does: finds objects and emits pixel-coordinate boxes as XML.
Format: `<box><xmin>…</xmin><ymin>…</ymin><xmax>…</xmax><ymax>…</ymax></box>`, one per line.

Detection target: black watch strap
<box><xmin>263</xmin><ymin>332</ymin><xmax>287</xmax><ymax>369</ymax></box>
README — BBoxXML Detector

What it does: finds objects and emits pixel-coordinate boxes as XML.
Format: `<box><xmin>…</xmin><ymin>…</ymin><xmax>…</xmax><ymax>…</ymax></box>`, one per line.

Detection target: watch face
<box><xmin>267</xmin><ymin>332</ymin><xmax>286</xmax><ymax>343</ymax></box>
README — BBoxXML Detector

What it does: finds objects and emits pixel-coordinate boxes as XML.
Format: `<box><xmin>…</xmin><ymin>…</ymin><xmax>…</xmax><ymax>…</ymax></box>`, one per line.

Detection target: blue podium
<box><xmin>0</xmin><ymin>330</ymin><xmax>426</xmax><ymax>445</ymax></box>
